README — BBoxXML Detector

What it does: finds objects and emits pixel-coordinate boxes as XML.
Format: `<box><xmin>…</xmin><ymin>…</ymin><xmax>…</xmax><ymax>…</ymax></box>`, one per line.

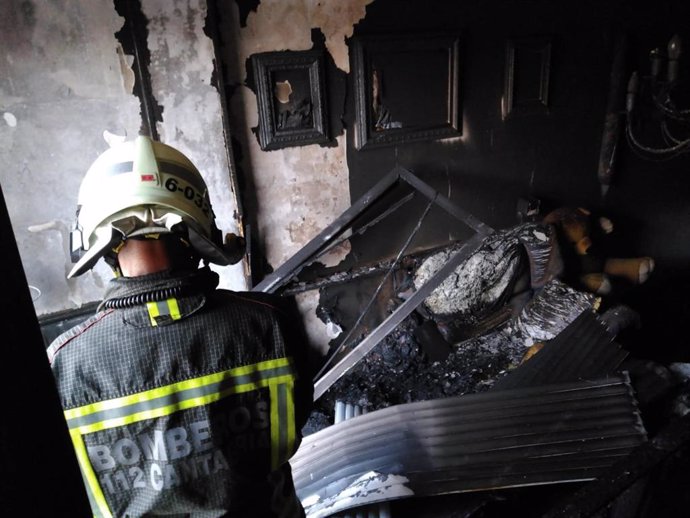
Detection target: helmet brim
<box><xmin>68</xmin><ymin>227</ymin><xmax>120</xmax><ymax>279</ymax></box>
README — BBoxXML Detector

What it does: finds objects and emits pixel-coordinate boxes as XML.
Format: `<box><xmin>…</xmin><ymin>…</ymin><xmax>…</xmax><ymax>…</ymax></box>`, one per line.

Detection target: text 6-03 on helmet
<box><xmin>68</xmin><ymin>135</ymin><xmax>243</xmax><ymax>278</ymax></box>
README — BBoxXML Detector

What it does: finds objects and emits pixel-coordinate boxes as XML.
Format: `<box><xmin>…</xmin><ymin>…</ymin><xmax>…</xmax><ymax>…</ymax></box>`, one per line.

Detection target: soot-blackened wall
<box><xmin>337</xmin><ymin>0</ymin><xmax>690</xmax><ymax>361</ymax></box>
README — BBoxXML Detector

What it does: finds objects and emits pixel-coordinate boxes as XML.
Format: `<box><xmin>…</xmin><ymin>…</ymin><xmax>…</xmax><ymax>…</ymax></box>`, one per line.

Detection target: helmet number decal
<box><xmin>164</xmin><ymin>177</ymin><xmax>213</xmax><ymax>218</ymax></box>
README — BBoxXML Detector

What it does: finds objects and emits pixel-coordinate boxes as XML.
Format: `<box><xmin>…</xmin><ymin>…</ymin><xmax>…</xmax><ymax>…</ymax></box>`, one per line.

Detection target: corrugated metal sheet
<box><xmin>293</xmin><ymin>374</ymin><xmax>645</xmax><ymax>517</ymax></box>
<box><xmin>492</xmin><ymin>309</ymin><xmax>628</xmax><ymax>391</ymax></box>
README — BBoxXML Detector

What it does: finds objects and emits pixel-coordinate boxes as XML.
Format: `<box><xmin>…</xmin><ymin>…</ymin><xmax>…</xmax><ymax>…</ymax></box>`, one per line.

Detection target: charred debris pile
<box><xmin>292</xmin><ymin>215</ymin><xmax>690</xmax><ymax>517</ymax></box>
<box><xmin>260</xmin><ymin>170</ymin><xmax>690</xmax><ymax>516</ymax></box>
<box><xmin>304</xmin><ymin>221</ymin><xmax>651</xmax><ymax>428</ymax></box>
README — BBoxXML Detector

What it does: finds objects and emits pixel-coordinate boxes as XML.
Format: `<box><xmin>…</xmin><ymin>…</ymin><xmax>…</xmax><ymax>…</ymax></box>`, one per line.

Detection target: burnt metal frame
<box><xmin>252</xmin><ymin>50</ymin><xmax>329</xmax><ymax>151</ymax></box>
<box><xmin>252</xmin><ymin>166</ymin><xmax>493</xmax><ymax>401</ymax></box>
<box><xmin>352</xmin><ymin>33</ymin><xmax>462</xmax><ymax>150</ymax></box>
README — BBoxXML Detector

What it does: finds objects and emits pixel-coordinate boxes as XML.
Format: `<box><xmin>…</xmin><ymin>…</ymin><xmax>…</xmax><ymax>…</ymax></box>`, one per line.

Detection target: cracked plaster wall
<box><xmin>0</xmin><ymin>0</ymin><xmax>140</xmax><ymax>316</ymax></box>
<box><xmin>0</xmin><ymin>0</ymin><xmax>244</xmax><ymax>317</ymax></box>
<box><xmin>219</xmin><ymin>0</ymin><xmax>374</xmax><ymax>353</ymax></box>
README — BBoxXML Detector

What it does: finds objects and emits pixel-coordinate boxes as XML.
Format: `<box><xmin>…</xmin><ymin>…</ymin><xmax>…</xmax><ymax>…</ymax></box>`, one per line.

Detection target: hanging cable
<box><xmin>625</xmin><ymin>34</ymin><xmax>690</xmax><ymax>161</ymax></box>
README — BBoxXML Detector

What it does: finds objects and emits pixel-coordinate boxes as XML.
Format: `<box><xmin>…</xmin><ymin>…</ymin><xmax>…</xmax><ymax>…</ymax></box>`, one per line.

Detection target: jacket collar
<box><xmin>100</xmin><ymin>267</ymin><xmax>219</xmax><ymax>311</ymax></box>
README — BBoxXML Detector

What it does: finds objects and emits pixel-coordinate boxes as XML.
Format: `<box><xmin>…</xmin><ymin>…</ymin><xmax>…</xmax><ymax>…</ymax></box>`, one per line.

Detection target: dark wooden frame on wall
<box><xmin>252</xmin><ymin>50</ymin><xmax>329</xmax><ymax>151</ymax></box>
<box><xmin>352</xmin><ymin>33</ymin><xmax>462</xmax><ymax>150</ymax></box>
<box><xmin>503</xmin><ymin>37</ymin><xmax>552</xmax><ymax>119</ymax></box>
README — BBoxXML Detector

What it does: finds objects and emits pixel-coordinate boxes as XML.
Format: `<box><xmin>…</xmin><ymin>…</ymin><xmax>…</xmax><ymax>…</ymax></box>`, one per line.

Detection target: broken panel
<box><xmin>492</xmin><ymin>309</ymin><xmax>629</xmax><ymax>391</ymax></box>
<box><xmin>292</xmin><ymin>374</ymin><xmax>646</xmax><ymax>517</ymax></box>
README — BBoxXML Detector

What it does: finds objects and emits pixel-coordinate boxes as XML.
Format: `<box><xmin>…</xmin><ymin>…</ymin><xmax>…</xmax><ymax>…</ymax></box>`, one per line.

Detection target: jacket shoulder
<box><xmin>213</xmin><ymin>290</ymin><xmax>294</xmax><ymax>317</ymax></box>
<box><xmin>47</xmin><ymin>309</ymin><xmax>115</xmax><ymax>364</ymax></box>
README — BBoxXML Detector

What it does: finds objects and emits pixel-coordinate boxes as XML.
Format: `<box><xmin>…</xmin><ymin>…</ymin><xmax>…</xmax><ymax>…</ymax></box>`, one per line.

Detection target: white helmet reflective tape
<box><xmin>69</xmin><ymin>136</ymin><xmax>241</xmax><ymax>278</ymax></box>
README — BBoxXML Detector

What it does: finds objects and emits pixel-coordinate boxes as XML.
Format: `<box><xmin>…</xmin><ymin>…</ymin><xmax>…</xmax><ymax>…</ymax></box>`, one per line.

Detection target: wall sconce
<box><xmin>625</xmin><ymin>34</ymin><xmax>690</xmax><ymax>159</ymax></box>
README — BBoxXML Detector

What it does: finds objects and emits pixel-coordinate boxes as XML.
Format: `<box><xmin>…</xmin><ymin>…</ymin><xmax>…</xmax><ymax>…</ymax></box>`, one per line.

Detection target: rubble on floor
<box><xmin>293</xmin><ymin>213</ymin><xmax>690</xmax><ymax>518</ymax></box>
<box><xmin>278</xmin><ymin>186</ymin><xmax>687</xmax><ymax>516</ymax></box>
<box><xmin>305</xmin><ymin>276</ymin><xmax>601</xmax><ymax>431</ymax></box>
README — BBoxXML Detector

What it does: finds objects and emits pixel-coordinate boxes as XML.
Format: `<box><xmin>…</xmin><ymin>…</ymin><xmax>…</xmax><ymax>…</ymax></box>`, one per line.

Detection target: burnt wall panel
<box><xmin>342</xmin><ymin>0</ymin><xmax>690</xmax><ymax>362</ymax></box>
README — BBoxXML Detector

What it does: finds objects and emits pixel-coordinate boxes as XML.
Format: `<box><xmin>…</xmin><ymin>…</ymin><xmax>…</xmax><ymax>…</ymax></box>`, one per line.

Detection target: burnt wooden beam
<box><xmin>281</xmin><ymin>240</ymin><xmax>461</xmax><ymax>296</ymax></box>
<box><xmin>114</xmin><ymin>0</ymin><xmax>163</xmax><ymax>139</ymax></box>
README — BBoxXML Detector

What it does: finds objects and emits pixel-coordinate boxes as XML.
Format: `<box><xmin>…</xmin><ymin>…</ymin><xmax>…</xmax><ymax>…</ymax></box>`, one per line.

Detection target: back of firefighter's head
<box><xmin>68</xmin><ymin>135</ymin><xmax>244</xmax><ymax>279</ymax></box>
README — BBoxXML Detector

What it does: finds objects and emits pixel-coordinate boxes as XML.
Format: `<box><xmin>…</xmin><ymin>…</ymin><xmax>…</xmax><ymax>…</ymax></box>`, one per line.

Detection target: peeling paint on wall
<box><xmin>116</xmin><ymin>44</ymin><xmax>136</xmax><ymax>93</ymax></box>
<box><xmin>238</xmin><ymin>0</ymin><xmax>373</xmax><ymax>72</ymax></box>
<box><xmin>3</xmin><ymin>112</ymin><xmax>17</xmax><ymax>127</ymax></box>
<box><xmin>310</xmin><ymin>0</ymin><xmax>374</xmax><ymax>72</ymax></box>
<box><xmin>217</xmin><ymin>0</ymin><xmax>372</xmax><ymax>352</ymax></box>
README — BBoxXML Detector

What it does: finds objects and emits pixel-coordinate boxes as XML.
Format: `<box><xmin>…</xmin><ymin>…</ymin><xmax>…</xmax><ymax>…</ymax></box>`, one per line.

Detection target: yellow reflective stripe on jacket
<box><xmin>65</xmin><ymin>359</ymin><xmax>296</xmax><ymax>435</ymax></box>
<box><xmin>64</xmin><ymin>357</ymin><xmax>296</xmax><ymax>518</ymax></box>
<box><xmin>70</xmin><ymin>430</ymin><xmax>113</xmax><ymax>518</ymax></box>
<box><xmin>146</xmin><ymin>298</ymin><xmax>182</xmax><ymax>326</ymax></box>
<box><xmin>270</xmin><ymin>380</ymin><xmax>296</xmax><ymax>470</ymax></box>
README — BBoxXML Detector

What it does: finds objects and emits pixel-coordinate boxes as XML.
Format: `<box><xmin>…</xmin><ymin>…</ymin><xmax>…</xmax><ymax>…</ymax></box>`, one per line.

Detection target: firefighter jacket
<box><xmin>48</xmin><ymin>267</ymin><xmax>313</xmax><ymax>518</ymax></box>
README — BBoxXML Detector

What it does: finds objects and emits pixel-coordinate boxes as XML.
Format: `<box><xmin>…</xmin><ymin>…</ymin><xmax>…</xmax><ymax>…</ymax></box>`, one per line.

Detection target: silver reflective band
<box><xmin>104</xmin><ymin>160</ymin><xmax>207</xmax><ymax>195</ymax></box>
<box><xmin>66</xmin><ymin>363</ymin><xmax>295</xmax><ymax>430</ymax></box>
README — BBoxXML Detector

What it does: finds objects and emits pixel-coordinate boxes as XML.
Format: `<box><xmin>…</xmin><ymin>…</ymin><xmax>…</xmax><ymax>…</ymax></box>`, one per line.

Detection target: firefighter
<box><xmin>48</xmin><ymin>135</ymin><xmax>312</xmax><ymax>517</ymax></box>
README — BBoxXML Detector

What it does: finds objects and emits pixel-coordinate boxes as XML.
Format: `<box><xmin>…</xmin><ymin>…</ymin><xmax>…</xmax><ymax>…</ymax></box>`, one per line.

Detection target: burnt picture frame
<box><xmin>252</xmin><ymin>50</ymin><xmax>329</xmax><ymax>151</ymax></box>
<box><xmin>502</xmin><ymin>37</ymin><xmax>552</xmax><ymax>119</ymax></box>
<box><xmin>352</xmin><ymin>33</ymin><xmax>462</xmax><ymax>150</ymax></box>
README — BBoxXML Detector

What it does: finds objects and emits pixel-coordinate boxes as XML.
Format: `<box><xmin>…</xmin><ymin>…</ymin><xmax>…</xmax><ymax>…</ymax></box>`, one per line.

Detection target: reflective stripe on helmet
<box><xmin>105</xmin><ymin>161</ymin><xmax>134</xmax><ymax>176</ymax></box>
<box><xmin>104</xmin><ymin>160</ymin><xmax>207</xmax><ymax>196</ymax></box>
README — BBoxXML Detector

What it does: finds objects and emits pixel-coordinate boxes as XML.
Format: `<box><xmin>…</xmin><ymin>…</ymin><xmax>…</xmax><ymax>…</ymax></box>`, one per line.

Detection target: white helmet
<box><xmin>68</xmin><ymin>135</ymin><xmax>243</xmax><ymax>278</ymax></box>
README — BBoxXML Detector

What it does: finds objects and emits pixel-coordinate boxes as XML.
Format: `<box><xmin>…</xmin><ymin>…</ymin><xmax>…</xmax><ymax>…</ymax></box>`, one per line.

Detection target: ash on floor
<box><xmin>304</xmin><ymin>315</ymin><xmax>526</xmax><ymax>435</ymax></box>
<box><xmin>304</xmin><ymin>223</ymin><xmax>599</xmax><ymax>436</ymax></box>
